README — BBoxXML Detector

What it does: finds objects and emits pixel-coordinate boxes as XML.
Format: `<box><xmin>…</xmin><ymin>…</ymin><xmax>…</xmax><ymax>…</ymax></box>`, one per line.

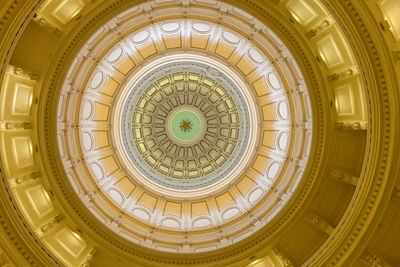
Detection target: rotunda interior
<box><xmin>0</xmin><ymin>0</ymin><xmax>399</xmax><ymax>266</ymax></box>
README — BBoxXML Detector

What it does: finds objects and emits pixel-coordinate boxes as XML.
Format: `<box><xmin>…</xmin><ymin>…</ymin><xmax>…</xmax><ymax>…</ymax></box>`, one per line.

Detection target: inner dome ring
<box><xmin>115</xmin><ymin>55</ymin><xmax>258</xmax><ymax>195</ymax></box>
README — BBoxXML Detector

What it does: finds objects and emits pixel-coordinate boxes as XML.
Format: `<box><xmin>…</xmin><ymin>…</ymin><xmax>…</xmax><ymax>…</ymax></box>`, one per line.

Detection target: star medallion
<box><xmin>180</xmin><ymin>120</ymin><xmax>192</xmax><ymax>132</ymax></box>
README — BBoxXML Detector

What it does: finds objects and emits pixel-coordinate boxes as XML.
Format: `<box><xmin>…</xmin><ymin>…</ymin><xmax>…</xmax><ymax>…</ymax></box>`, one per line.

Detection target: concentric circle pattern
<box><xmin>168</xmin><ymin>108</ymin><xmax>203</xmax><ymax>143</ymax></box>
<box><xmin>56</xmin><ymin>2</ymin><xmax>312</xmax><ymax>253</ymax></box>
<box><xmin>165</xmin><ymin>106</ymin><xmax>203</xmax><ymax>143</ymax></box>
<box><xmin>122</xmin><ymin>61</ymin><xmax>249</xmax><ymax>190</ymax></box>
<box><xmin>5</xmin><ymin>0</ymin><xmax>400</xmax><ymax>265</ymax></box>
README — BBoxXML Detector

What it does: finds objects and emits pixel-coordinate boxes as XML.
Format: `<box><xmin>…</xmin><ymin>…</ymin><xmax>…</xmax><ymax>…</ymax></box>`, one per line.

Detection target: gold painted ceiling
<box><xmin>0</xmin><ymin>0</ymin><xmax>400</xmax><ymax>266</ymax></box>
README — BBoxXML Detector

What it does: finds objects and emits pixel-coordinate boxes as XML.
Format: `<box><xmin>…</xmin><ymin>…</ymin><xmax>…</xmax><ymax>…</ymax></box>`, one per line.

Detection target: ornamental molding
<box><xmin>392</xmin><ymin>186</ymin><xmax>400</xmax><ymax>199</ymax></box>
<box><xmin>306</xmin><ymin>15</ymin><xmax>335</xmax><ymax>39</ymax></box>
<box><xmin>6</xmin><ymin>64</ymin><xmax>38</xmax><ymax>80</ymax></box>
<box><xmin>32</xmin><ymin>12</ymin><xmax>61</xmax><ymax>36</ymax></box>
<box><xmin>304</xmin><ymin>0</ymin><xmax>399</xmax><ymax>265</ymax></box>
<box><xmin>272</xmin><ymin>247</ymin><xmax>293</xmax><ymax>267</ymax></box>
<box><xmin>392</xmin><ymin>50</ymin><xmax>400</xmax><ymax>64</ymax></box>
<box><xmin>360</xmin><ymin>250</ymin><xmax>384</xmax><ymax>267</ymax></box>
<box><xmin>0</xmin><ymin>121</ymin><xmax>32</xmax><ymax>131</ymax></box>
<box><xmin>327</xmin><ymin>66</ymin><xmax>360</xmax><ymax>82</ymax></box>
<box><xmin>0</xmin><ymin>0</ymin><xmax>19</xmax><ymax>33</ymax></box>
<box><xmin>335</xmin><ymin>120</ymin><xmax>368</xmax><ymax>131</ymax></box>
<box><xmin>0</xmin><ymin>1</ymin><xmax>59</xmax><ymax>266</ymax></box>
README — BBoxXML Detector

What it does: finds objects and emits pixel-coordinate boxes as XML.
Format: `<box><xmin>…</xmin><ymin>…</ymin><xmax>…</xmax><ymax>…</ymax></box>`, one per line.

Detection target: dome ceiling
<box><xmin>1</xmin><ymin>0</ymin><xmax>399</xmax><ymax>266</ymax></box>
<box><xmin>121</xmin><ymin>60</ymin><xmax>250</xmax><ymax>190</ymax></box>
<box><xmin>57</xmin><ymin>4</ymin><xmax>311</xmax><ymax>252</ymax></box>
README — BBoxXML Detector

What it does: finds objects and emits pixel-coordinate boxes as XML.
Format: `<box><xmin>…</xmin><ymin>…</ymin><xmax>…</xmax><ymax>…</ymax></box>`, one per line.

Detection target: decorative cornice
<box><xmin>392</xmin><ymin>186</ymin><xmax>400</xmax><ymax>199</ymax></box>
<box><xmin>336</xmin><ymin>120</ymin><xmax>368</xmax><ymax>131</ymax></box>
<box><xmin>272</xmin><ymin>247</ymin><xmax>293</xmax><ymax>267</ymax></box>
<box><xmin>327</xmin><ymin>66</ymin><xmax>360</xmax><ymax>82</ymax></box>
<box><xmin>392</xmin><ymin>50</ymin><xmax>400</xmax><ymax>64</ymax></box>
<box><xmin>305</xmin><ymin>213</ymin><xmax>335</xmax><ymax>235</ymax></box>
<box><xmin>360</xmin><ymin>250</ymin><xmax>384</xmax><ymax>267</ymax></box>
<box><xmin>81</xmin><ymin>248</ymin><xmax>96</xmax><ymax>267</ymax></box>
<box><xmin>306</xmin><ymin>15</ymin><xmax>335</xmax><ymax>39</ymax></box>
<box><xmin>0</xmin><ymin>121</ymin><xmax>32</xmax><ymax>131</ymax></box>
<box><xmin>0</xmin><ymin>168</ymin><xmax>59</xmax><ymax>266</ymax></box>
<box><xmin>8</xmin><ymin>170</ymin><xmax>40</xmax><ymax>188</ymax></box>
<box><xmin>304</xmin><ymin>0</ymin><xmax>400</xmax><ymax>265</ymax></box>
<box><xmin>0</xmin><ymin>250</ymin><xmax>10</xmax><ymax>265</ymax></box>
<box><xmin>32</xmin><ymin>12</ymin><xmax>61</xmax><ymax>37</ymax></box>
<box><xmin>328</xmin><ymin>168</ymin><xmax>359</xmax><ymax>186</ymax></box>
<box><xmin>6</xmin><ymin>64</ymin><xmax>38</xmax><ymax>80</ymax></box>
<box><xmin>0</xmin><ymin>0</ymin><xmax>19</xmax><ymax>32</ymax></box>
<box><xmin>37</xmin><ymin>215</ymin><xmax>63</xmax><ymax>237</ymax></box>
<box><xmin>0</xmin><ymin>1</ymin><xmax>61</xmax><ymax>266</ymax></box>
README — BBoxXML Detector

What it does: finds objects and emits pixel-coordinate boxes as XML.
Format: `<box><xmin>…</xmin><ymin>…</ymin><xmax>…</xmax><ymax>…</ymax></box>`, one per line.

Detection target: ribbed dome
<box><xmin>0</xmin><ymin>0</ymin><xmax>399</xmax><ymax>266</ymax></box>
<box><xmin>121</xmin><ymin>60</ymin><xmax>249</xmax><ymax>190</ymax></box>
<box><xmin>57</xmin><ymin>6</ymin><xmax>309</xmax><ymax>252</ymax></box>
